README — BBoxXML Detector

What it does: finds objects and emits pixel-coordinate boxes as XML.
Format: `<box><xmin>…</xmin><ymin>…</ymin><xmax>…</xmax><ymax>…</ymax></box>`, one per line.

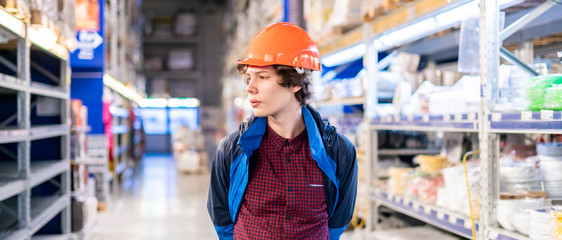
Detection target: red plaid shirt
<box><xmin>233</xmin><ymin>124</ymin><xmax>329</xmax><ymax>239</ymax></box>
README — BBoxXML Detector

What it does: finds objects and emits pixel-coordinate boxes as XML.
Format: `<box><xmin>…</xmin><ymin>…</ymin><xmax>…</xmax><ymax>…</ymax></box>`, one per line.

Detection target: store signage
<box><xmin>75</xmin><ymin>31</ymin><xmax>103</xmax><ymax>60</ymax></box>
<box><xmin>70</xmin><ymin>0</ymin><xmax>104</xmax><ymax>69</ymax></box>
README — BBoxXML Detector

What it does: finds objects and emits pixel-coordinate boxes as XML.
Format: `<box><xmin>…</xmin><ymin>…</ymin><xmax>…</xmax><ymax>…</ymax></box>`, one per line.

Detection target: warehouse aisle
<box><xmin>92</xmin><ymin>154</ymin><xmax>217</xmax><ymax>240</ymax></box>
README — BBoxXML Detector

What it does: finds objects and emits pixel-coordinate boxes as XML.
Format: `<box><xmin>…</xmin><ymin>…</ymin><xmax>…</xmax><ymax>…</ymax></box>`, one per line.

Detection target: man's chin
<box><xmin>253</xmin><ymin>109</ymin><xmax>267</xmax><ymax>117</ymax></box>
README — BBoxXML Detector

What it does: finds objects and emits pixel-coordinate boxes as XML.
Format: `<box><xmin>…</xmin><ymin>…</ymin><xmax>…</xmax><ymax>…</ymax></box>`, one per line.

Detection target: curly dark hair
<box><xmin>237</xmin><ymin>64</ymin><xmax>313</xmax><ymax>106</ymax></box>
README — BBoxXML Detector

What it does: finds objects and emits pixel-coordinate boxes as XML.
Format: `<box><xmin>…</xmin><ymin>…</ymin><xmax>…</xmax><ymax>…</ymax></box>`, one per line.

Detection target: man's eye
<box><xmin>245</xmin><ymin>77</ymin><xmax>250</xmax><ymax>84</ymax></box>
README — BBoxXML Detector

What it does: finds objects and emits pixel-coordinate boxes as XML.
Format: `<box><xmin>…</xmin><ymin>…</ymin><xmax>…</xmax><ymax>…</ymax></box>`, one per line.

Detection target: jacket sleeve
<box><xmin>207</xmin><ymin>136</ymin><xmax>235</xmax><ymax>240</ymax></box>
<box><xmin>329</xmin><ymin>137</ymin><xmax>358</xmax><ymax>240</ymax></box>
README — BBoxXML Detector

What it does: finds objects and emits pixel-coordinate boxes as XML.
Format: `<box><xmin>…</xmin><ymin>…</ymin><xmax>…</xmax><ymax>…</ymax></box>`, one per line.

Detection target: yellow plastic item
<box><xmin>463</xmin><ymin>151</ymin><xmax>480</xmax><ymax>240</ymax></box>
<box><xmin>389</xmin><ymin>167</ymin><xmax>413</xmax><ymax>194</ymax></box>
<box><xmin>415</xmin><ymin>155</ymin><xmax>448</xmax><ymax>174</ymax></box>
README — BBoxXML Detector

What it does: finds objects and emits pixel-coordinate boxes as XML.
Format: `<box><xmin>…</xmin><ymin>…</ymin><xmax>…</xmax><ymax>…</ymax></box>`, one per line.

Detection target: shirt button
<box><xmin>286</xmin><ymin>215</ymin><xmax>290</xmax><ymax>220</ymax></box>
<box><xmin>288</xmin><ymin>186</ymin><xmax>293</xmax><ymax>191</ymax></box>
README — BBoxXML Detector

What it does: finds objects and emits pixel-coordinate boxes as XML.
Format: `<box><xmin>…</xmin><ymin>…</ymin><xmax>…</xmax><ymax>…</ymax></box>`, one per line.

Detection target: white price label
<box><xmin>422</xmin><ymin>115</ymin><xmax>430</xmax><ymax>122</ymax></box>
<box><xmin>521</xmin><ymin>111</ymin><xmax>533</xmax><ymax>121</ymax></box>
<box><xmin>423</xmin><ymin>206</ymin><xmax>432</xmax><ymax>214</ymax></box>
<box><xmin>443</xmin><ymin>115</ymin><xmax>451</xmax><ymax>121</ymax></box>
<box><xmin>491</xmin><ymin>113</ymin><xmax>502</xmax><ymax>122</ymax></box>
<box><xmin>455</xmin><ymin>114</ymin><xmax>463</xmax><ymax>121</ymax></box>
<box><xmin>436</xmin><ymin>211</ymin><xmax>445</xmax><ymax>220</ymax></box>
<box><xmin>541</xmin><ymin>110</ymin><xmax>554</xmax><ymax>120</ymax></box>
<box><xmin>467</xmin><ymin>113</ymin><xmax>476</xmax><ymax>121</ymax></box>
<box><xmin>412</xmin><ymin>202</ymin><xmax>420</xmax><ymax>211</ymax></box>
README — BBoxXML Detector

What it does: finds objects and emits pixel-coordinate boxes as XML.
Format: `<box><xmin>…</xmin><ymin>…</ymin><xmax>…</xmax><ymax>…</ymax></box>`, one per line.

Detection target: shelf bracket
<box><xmin>2</xmin><ymin>101</ymin><xmax>38</xmax><ymax>127</ymax></box>
<box><xmin>377</xmin><ymin>51</ymin><xmax>397</xmax><ymax>71</ymax></box>
<box><xmin>0</xmin><ymin>145</ymin><xmax>17</xmax><ymax>161</ymax></box>
<box><xmin>0</xmin><ymin>54</ymin><xmax>17</xmax><ymax>72</ymax></box>
<box><xmin>499</xmin><ymin>47</ymin><xmax>539</xmax><ymax>76</ymax></box>
<box><xmin>47</xmin><ymin>179</ymin><xmax>61</xmax><ymax>188</ymax></box>
<box><xmin>30</xmin><ymin>59</ymin><xmax>60</xmax><ymax>85</ymax></box>
<box><xmin>0</xmin><ymin>201</ymin><xmax>18</xmax><ymax>219</ymax></box>
<box><xmin>500</xmin><ymin>0</ymin><xmax>556</xmax><ymax>41</ymax></box>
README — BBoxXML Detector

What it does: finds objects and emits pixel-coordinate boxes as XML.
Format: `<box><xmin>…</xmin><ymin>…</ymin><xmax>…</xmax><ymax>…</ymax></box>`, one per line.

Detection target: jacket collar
<box><xmin>237</xmin><ymin>104</ymin><xmax>335</xmax><ymax>157</ymax></box>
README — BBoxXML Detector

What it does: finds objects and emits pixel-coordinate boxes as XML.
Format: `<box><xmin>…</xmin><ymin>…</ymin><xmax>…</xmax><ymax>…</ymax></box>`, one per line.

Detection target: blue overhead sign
<box><xmin>70</xmin><ymin>0</ymin><xmax>105</xmax><ymax>69</ymax></box>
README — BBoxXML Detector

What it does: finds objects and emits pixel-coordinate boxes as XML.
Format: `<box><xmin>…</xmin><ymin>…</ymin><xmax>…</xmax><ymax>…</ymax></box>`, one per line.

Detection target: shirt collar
<box><xmin>265</xmin><ymin>123</ymin><xmax>307</xmax><ymax>153</ymax></box>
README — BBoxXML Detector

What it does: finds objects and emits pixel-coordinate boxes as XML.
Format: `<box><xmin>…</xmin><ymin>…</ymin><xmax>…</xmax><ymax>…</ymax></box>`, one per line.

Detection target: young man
<box><xmin>207</xmin><ymin>22</ymin><xmax>358</xmax><ymax>240</ymax></box>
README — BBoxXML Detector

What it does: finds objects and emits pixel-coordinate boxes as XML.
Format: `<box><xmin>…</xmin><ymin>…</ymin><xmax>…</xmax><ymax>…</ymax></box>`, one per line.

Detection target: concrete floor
<box><xmin>92</xmin><ymin>154</ymin><xmax>217</xmax><ymax>240</ymax></box>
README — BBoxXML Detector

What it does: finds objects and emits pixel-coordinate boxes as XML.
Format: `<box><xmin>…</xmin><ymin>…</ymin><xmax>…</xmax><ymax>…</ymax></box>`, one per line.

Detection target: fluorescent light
<box><xmin>321</xmin><ymin>43</ymin><xmax>365</xmax><ymax>67</ymax></box>
<box><xmin>139</xmin><ymin>98</ymin><xmax>168</xmax><ymax>108</ymax></box>
<box><xmin>29</xmin><ymin>27</ymin><xmax>58</xmax><ymax>50</ymax></box>
<box><xmin>376</xmin><ymin>1</ymin><xmax>479</xmax><ymax>50</ymax></box>
<box><xmin>167</xmin><ymin>98</ymin><xmax>200</xmax><ymax>108</ymax></box>
<box><xmin>0</xmin><ymin>8</ymin><xmax>25</xmax><ymax>37</ymax></box>
<box><xmin>103</xmin><ymin>74</ymin><xmax>145</xmax><ymax>104</ymax></box>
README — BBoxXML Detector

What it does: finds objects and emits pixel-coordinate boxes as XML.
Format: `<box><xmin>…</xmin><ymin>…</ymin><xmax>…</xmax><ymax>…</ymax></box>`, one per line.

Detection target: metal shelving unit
<box><xmin>318</xmin><ymin>0</ymin><xmax>562</xmax><ymax>238</ymax></box>
<box><xmin>0</xmin><ymin>6</ymin><xmax>71</xmax><ymax>239</ymax></box>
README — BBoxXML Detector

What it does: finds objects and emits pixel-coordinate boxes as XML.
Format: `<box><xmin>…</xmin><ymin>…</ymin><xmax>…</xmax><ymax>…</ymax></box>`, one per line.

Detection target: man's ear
<box><xmin>290</xmin><ymin>86</ymin><xmax>302</xmax><ymax>93</ymax></box>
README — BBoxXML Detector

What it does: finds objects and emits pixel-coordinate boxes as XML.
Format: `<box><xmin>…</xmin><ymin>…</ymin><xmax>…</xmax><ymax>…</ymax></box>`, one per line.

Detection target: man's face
<box><xmin>245</xmin><ymin>65</ymin><xmax>301</xmax><ymax>118</ymax></box>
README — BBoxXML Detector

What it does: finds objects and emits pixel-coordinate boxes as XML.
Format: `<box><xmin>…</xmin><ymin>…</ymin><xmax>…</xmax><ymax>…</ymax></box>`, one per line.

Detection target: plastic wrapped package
<box><xmin>144</xmin><ymin>57</ymin><xmax>164</xmax><ymax>71</ymax></box>
<box><xmin>499</xmin><ymin>162</ymin><xmax>541</xmax><ymax>192</ymax></box>
<box><xmin>405</xmin><ymin>176</ymin><xmax>444</xmax><ymax>204</ymax></box>
<box><xmin>330</xmin><ymin>0</ymin><xmax>362</xmax><ymax>27</ymax></box>
<box><xmin>414</xmin><ymin>155</ymin><xmax>448</xmax><ymax>174</ymax></box>
<box><xmin>496</xmin><ymin>65</ymin><xmax>533</xmax><ymax>111</ymax></box>
<box><xmin>527</xmin><ymin>75</ymin><xmax>562</xmax><ymax>111</ymax></box>
<box><xmin>537</xmin><ymin>143</ymin><xmax>562</xmax><ymax>197</ymax></box>
<box><xmin>457</xmin><ymin>13</ymin><xmax>479</xmax><ymax>74</ymax></box>
<box><xmin>538</xmin><ymin>143</ymin><xmax>562</xmax><ymax>156</ymax></box>
<box><xmin>167</xmin><ymin>48</ymin><xmax>194</xmax><ymax>70</ymax></box>
<box><xmin>530</xmin><ymin>207</ymin><xmax>562</xmax><ymax>240</ymax></box>
<box><xmin>438</xmin><ymin>163</ymin><xmax>481</xmax><ymax>217</ymax></box>
<box><xmin>389</xmin><ymin>167</ymin><xmax>414</xmax><ymax>194</ymax></box>
<box><xmin>497</xmin><ymin>198</ymin><xmax>551</xmax><ymax>234</ymax></box>
<box><xmin>174</xmin><ymin>12</ymin><xmax>197</xmax><ymax>35</ymax></box>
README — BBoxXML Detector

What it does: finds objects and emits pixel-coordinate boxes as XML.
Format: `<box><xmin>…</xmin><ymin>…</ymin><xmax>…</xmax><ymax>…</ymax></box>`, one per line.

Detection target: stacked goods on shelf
<box><xmin>388</xmin><ymin>167</ymin><xmax>414</xmax><ymax>194</ymax></box>
<box><xmin>172</xmin><ymin>126</ymin><xmax>206</xmax><ymax>173</ymax></box>
<box><xmin>1</xmin><ymin>0</ymin><xmax>30</xmax><ymax>19</ymax></box>
<box><xmin>499</xmin><ymin>161</ymin><xmax>541</xmax><ymax>192</ymax></box>
<box><xmin>85</xmin><ymin>135</ymin><xmax>110</xmax><ymax>211</ymax></box>
<box><xmin>174</xmin><ymin>11</ymin><xmax>197</xmax><ymax>36</ymax></box>
<box><xmin>31</xmin><ymin>0</ymin><xmax>77</xmax><ymax>51</ymax></box>
<box><xmin>436</xmin><ymin>162</ymin><xmax>481</xmax><ymax>219</ymax></box>
<box><xmin>497</xmin><ymin>197</ymin><xmax>551</xmax><ymax>236</ymax></box>
<box><xmin>527</xmin><ymin>75</ymin><xmax>562</xmax><ymax>111</ymax></box>
<box><xmin>330</xmin><ymin>0</ymin><xmax>362</xmax><ymax>28</ymax></box>
<box><xmin>71</xmin><ymin>195</ymin><xmax>98</xmax><ymax>232</ymax></box>
<box><xmin>360</xmin><ymin>0</ymin><xmax>416</xmax><ymax>22</ymax></box>
<box><xmin>405</xmin><ymin>175</ymin><xmax>443</xmax><ymax>204</ymax></box>
<box><xmin>529</xmin><ymin>208</ymin><xmax>562</xmax><ymax>240</ymax></box>
<box><xmin>167</xmin><ymin>48</ymin><xmax>194</xmax><ymax>70</ymax></box>
<box><xmin>538</xmin><ymin>143</ymin><xmax>562</xmax><ymax>198</ymax></box>
<box><xmin>1</xmin><ymin>0</ymin><xmax>77</xmax><ymax>51</ymax></box>
<box><xmin>307</xmin><ymin>0</ymin><xmax>335</xmax><ymax>43</ymax></box>
<box><xmin>151</xmin><ymin>15</ymin><xmax>174</xmax><ymax>36</ymax></box>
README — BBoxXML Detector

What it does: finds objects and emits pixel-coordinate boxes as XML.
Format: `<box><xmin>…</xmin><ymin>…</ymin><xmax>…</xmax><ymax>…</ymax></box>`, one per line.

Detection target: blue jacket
<box><xmin>207</xmin><ymin>105</ymin><xmax>358</xmax><ymax>240</ymax></box>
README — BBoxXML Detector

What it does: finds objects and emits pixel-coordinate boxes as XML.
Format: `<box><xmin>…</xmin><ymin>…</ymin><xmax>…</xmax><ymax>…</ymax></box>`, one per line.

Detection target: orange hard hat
<box><xmin>238</xmin><ymin>22</ymin><xmax>321</xmax><ymax>71</ymax></box>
